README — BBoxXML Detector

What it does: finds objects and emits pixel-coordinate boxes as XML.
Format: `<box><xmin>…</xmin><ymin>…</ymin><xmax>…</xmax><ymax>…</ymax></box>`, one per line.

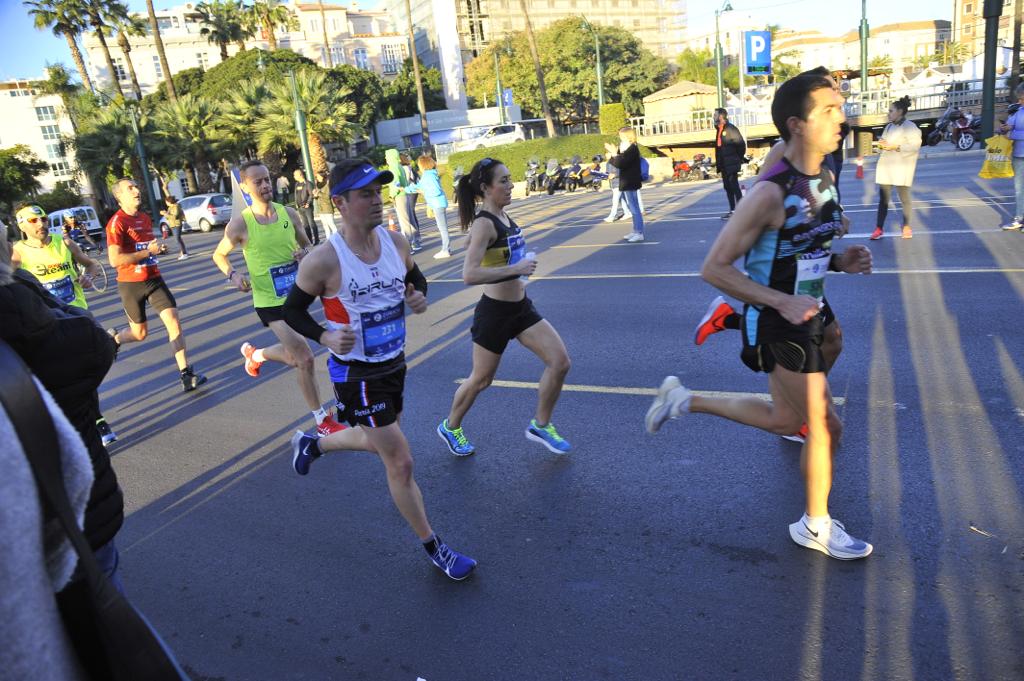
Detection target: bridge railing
<box><xmin>633</xmin><ymin>78</ymin><xmax>1007</xmax><ymax>139</ymax></box>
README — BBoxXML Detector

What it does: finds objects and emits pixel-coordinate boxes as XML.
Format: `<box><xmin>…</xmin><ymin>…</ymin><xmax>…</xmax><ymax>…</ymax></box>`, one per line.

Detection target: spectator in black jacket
<box><xmin>714</xmin><ymin>108</ymin><xmax>747</xmax><ymax>218</ymax></box>
<box><xmin>0</xmin><ymin>235</ymin><xmax>125</xmax><ymax>592</ymax></box>
<box><xmin>293</xmin><ymin>169</ymin><xmax>318</xmax><ymax>245</ymax></box>
<box><xmin>604</xmin><ymin>126</ymin><xmax>646</xmax><ymax>242</ymax></box>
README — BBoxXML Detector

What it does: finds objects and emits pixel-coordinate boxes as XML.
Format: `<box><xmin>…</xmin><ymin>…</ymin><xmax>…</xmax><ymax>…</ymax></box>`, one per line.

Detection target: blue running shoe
<box><xmin>525</xmin><ymin>419</ymin><xmax>571</xmax><ymax>454</ymax></box>
<box><xmin>429</xmin><ymin>541</ymin><xmax>477</xmax><ymax>580</ymax></box>
<box><xmin>437</xmin><ymin>419</ymin><xmax>475</xmax><ymax>456</ymax></box>
<box><xmin>291</xmin><ymin>430</ymin><xmax>321</xmax><ymax>476</ymax></box>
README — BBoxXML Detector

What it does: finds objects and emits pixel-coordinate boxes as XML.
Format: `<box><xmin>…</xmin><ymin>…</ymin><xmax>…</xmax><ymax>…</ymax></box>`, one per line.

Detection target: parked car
<box><xmin>452</xmin><ymin>123</ymin><xmax>526</xmax><ymax>152</ymax></box>
<box><xmin>158</xmin><ymin>193</ymin><xmax>233</xmax><ymax>233</ymax></box>
<box><xmin>47</xmin><ymin>206</ymin><xmax>102</xmax><ymax>238</ymax></box>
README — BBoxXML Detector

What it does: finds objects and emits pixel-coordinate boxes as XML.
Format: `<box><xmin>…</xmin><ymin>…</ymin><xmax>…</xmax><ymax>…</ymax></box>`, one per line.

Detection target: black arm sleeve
<box><xmin>405</xmin><ymin>263</ymin><xmax>427</xmax><ymax>296</ymax></box>
<box><xmin>283</xmin><ymin>284</ymin><xmax>326</xmax><ymax>343</ymax></box>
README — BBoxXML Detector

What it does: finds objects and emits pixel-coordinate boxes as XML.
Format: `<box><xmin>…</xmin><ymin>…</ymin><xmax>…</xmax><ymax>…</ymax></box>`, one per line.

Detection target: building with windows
<box><xmin>0</xmin><ymin>79</ymin><xmax>91</xmax><ymax>195</ymax></box>
<box><xmin>385</xmin><ymin>0</ymin><xmax>686</xmax><ymax>110</ymax></box>
<box><xmin>954</xmin><ymin>0</ymin><xmax>1017</xmax><ymax>59</ymax></box>
<box><xmin>773</xmin><ymin>21</ymin><xmax>952</xmax><ymax>74</ymax></box>
<box><xmin>82</xmin><ymin>1</ymin><xmax>406</xmax><ymax>97</ymax></box>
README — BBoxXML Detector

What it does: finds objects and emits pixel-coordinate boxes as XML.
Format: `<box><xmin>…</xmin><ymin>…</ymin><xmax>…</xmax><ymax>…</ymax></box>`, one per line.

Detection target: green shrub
<box><xmin>599</xmin><ymin>103</ymin><xmax>628</xmax><ymax>134</ymax></box>
<box><xmin>441</xmin><ymin>134</ymin><xmax>657</xmax><ymax>195</ymax></box>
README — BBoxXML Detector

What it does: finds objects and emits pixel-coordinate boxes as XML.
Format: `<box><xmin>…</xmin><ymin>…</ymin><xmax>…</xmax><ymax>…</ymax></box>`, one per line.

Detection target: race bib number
<box><xmin>269</xmin><ymin>261</ymin><xmax>298</xmax><ymax>298</ymax></box>
<box><xmin>506</xmin><ymin>232</ymin><xmax>526</xmax><ymax>265</ymax></box>
<box><xmin>134</xmin><ymin>241</ymin><xmax>158</xmax><ymax>271</ymax></box>
<box><xmin>794</xmin><ymin>256</ymin><xmax>829</xmax><ymax>301</ymax></box>
<box><xmin>43</xmin><ymin>275</ymin><xmax>76</xmax><ymax>304</ymax></box>
<box><xmin>360</xmin><ymin>302</ymin><xmax>406</xmax><ymax>358</ymax></box>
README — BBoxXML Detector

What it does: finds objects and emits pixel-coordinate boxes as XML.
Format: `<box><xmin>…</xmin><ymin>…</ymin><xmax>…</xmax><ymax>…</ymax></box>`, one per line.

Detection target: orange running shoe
<box><xmin>781</xmin><ymin>424</ymin><xmax>809</xmax><ymax>444</ymax></box>
<box><xmin>694</xmin><ymin>296</ymin><xmax>735</xmax><ymax>346</ymax></box>
<box><xmin>240</xmin><ymin>342</ymin><xmax>263</xmax><ymax>377</ymax></box>
<box><xmin>901</xmin><ymin>225</ymin><xmax>912</xmax><ymax>239</ymax></box>
<box><xmin>870</xmin><ymin>227</ymin><xmax>883</xmax><ymax>240</ymax></box>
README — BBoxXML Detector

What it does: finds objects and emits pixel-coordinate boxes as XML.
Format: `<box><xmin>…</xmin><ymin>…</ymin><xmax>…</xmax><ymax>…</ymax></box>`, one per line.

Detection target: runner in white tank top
<box><xmin>280</xmin><ymin>158</ymin><xmax>477</xmax><ymax>581</ymax></box>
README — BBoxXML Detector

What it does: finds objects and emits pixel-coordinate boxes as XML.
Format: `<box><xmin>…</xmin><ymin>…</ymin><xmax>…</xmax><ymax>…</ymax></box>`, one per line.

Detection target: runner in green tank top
<box><xmin>213</xmin><ymin>160</ymin><xmax>347</xmax><ymax>437</ymax></box>
<box><xmin>12</xmin><ymin>203</ymin><xmax>119</xmax><ymax>445</ymax></box>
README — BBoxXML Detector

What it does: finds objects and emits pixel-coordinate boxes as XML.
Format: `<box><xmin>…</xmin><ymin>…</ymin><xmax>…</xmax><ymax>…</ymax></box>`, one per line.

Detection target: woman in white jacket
<box><xmin>871</xmin><ymin>95</ymin><xmax>921</xmax><ymax>240</ymax></box>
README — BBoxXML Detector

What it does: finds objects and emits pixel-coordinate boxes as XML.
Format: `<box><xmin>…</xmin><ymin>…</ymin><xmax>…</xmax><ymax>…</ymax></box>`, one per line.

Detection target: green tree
<box><xmin>214</xmin><ymin>82</ymin><xmax>269</xmax><ymax>160</ymax></box>
<box><xmin>599</xmin><ymin>103</ymin><xmax>627</xmax><ymax>134</ymax></box>
<box><xmin>911</xmin><ymin>54</ymin><xmax>934</xmax><ymax>71</ymax></box>
<box><xmin>465</xmin><ymin>19</ymin><xmax>669</xmax><ymax>123</ymax></box>
<box><xmin>144</xmin><ymin>66</ymin><xmax>205</xmax><ymax>104</ymax></box>
<box><xmin>106</xmin><ymin>2</ymin><xmax>149</xmax><ymax>99</ymax></box>
<box><xmin>34</xmin><ymin>180</ymin><xmax>83</xmax><ymax>211</ymax></box>
<box><xmin>326</xmin><ymin>65</ymin><xmax>385</xmax><ymax>130</ymax></box>
<box><xmin>868</xmin><ymin>54</ymin><xmax>893</xmax><ymax>70</ymax></box>
<box><xmin>382</xmin><ymin>58</ymin><xmax>446</xmax><ymax>118</ymax></box>
<box><xmin>675</xmin><ymin>48</ymin><xmax>717</xmax><ymax>87</ymax></box>
<box><xmin>152</xmin><ymin>94</ymin><xmax>220</xmax><ymax>193</ymax></box>
<box><xmin>255</xmin><ymin>70</ymin><xmax>359</xmax><ymax>212</ymax></box>
<box><xmin>196</xmin><ymin>0</ymin><xmax>252</xmax><ymax>62</ymax></box>
<box><xmin>82</xmin><ymin>0</ymin><xmax>125</xmax><ymax>97</ymax></box>
<box><xmin>71</xmin><ymin>102</ymin><xmax>142</xmax><ymax>187</ymax></box>
<box><xmin>0</xmin><ymin>145</ymin><xmax>51</xmax><ymax>212</ymax></box>
<box><xmin>197</xmin><ymin>48</ymin><xmax>314</xmax><ymax>100</ymax></box>
<box><xmin>247</xmin><ymin>0</ymin><xmax>297</xmax><ymax>51</ymax></box>
<box><xmin>24</xmin><ymin>0</ymin><xmax>94</xmax><ymax>93</ymax></box>
<box><xmin>940</xmin><ymin>41</ymin><xmax>970</xmax><ymax>65</ymax></box>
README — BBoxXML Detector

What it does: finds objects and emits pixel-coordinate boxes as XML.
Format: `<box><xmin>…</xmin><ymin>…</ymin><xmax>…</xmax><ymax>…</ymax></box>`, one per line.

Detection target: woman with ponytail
<box><xmin>437</xmin><ymin>158</ymin><xmax>573</xmax><ymax>458</ymax></box>
<box><xmin>872</xmin><ymin>95</ymin><xmax>921</xmax><ymax>240</ymax></box>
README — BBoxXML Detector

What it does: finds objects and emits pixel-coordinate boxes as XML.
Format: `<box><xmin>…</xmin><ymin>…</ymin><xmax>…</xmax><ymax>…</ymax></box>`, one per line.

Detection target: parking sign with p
<box><xmin>745</xmin><ymin>31</ymin><xmax>771</xmax><ymax>76</ymax></box>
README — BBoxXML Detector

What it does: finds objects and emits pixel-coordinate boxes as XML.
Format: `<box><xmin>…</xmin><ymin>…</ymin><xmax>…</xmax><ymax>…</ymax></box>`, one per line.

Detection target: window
<box><xmin>179</xmin><ymin>197</ymin><xmax>201</xmax><ymax>210</ymax></box>
<box><xmin>353</xmin><ymin>47</ymin><xmax>370</xmax><ymax>70</ymax></box>
<box><xmin>332</xmin><ymin>17</ymin><xmax>342</xmax><ymax>32</ymax></box>
<box><xmin>196</xmin><ymin>52</ymin><xmax>209</xmax><ymax>69</ymax></box>
<box><xmin>658</xmin><ymin>17</ymin><xmax>667</xmax><ymax>32</ymax></box>
<box><xmin>9</xmin><ymin>89</ymin><xmax>31</xmax><ymax>97</ymax></box>
<box><xmin>964</xmin><ymin>3</ymin><xmax>972</xmax><ymax>13</ymax></box>
<box><xmin>152</xmin><ymin>55</ymin><xmax>163</xmax><ymax>78</ymax></box>
<box><xmin>210</xmin><ymin>194</ymin><xmax>231</xmax><ymax>207</ymax></box>
<box><xmin>41</xmin><ymin>125</ymin><xmax>61</xmax><ymax>140</ymax></box>
<box><xmin>112</xmin><ymin>58</ymin><xmax>128</xmax><ymax>82</ymax></box>
<box><xmin>35</xmin><ymin>105</ymin><xmax>57</xmax><ymax>122</ymax></box>
<box><xmin>382</xmin><ymin>43</ymin><xmax>405</xmax><ymax>74</ymax></box>
<box><xmin>634</xmin><ymin>19</ymin><xmax>641</xmax><ymax>27</ymax></box>
<box><xmin>157</xmin><ymin>15</ymin><xmax>179</xmax><ymax>30</ymax></box>
<box><xmin>330</xmin><ymin>46</ymin><xmax>345</xmax><ymax>64</ymax></box>
<box><xmin>50</xmin><ymin>161</ymin><xmax>72</xmax><ymax>177</ymax></box>
<box><xmin>46</xmin><ymin>142</ymin><xmax>65</xmax><ymax>160</ymax></box>
<box><xmin>310</xmin><ymin>18</ymin><xmax>320</xmax><ymax>32</ymax></box>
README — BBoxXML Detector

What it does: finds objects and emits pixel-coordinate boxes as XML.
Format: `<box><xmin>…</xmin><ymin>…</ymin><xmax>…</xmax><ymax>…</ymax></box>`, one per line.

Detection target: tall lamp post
<box><xmin>96</xmin><ymin>90</ymin><xmax>159</xmax><ymax>221</ymax></box>
<box><xmin>714</xmin><ymin>1</ymin><xmax>734</xmax><ymax>109</ymax></box>
<box><xmin>859</xmin><ymin>0</ymin><xmax>869</xmax><ymax>92</ymax></box>
<box><xmin>289</xmin><ymin>70</ymin><xmax>315</xmax><ymax>193</ymax></box>
<box><xmin>581</xmin><ymin>17</ymin><xmax>604</xmax><ymax>107</ymax></box>
<box><xmin>494</xmin><ymin>49</ymin><xmax>505</xmax><ymax>124</ymax></box>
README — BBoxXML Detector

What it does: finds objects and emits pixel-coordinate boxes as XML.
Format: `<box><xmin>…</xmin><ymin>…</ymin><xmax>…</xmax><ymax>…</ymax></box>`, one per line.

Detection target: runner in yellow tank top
<box><xmin>212</xmin><ymin>160</ymin><xmax>347</xmax><ymax>437</ymax></box>
<box><xmin>12</xmin><ymin>203</ymin><xmax>120</xmax><ymax>445</ymax></box>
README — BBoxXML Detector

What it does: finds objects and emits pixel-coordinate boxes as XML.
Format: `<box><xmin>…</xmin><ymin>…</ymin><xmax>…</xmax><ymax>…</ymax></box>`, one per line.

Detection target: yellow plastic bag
<box><xmin>979</xmin><ymin>135</ymin><xmax>1014</xmax><ymax>179</ymax></box>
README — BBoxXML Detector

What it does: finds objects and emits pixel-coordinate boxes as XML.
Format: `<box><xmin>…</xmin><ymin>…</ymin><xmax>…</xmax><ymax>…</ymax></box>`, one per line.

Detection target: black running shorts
<box><xmin>741</xmin><ymin>336</ymin><xmax>827</xmax><ymax>374</ymax></box>
<box><xmin>471</xmin><ymin>294</ymin><xmax>544</xmax><ymax>355</ymax></box>
<box><xmin>256</xmin><ymin>305</ymin><xmax>286</xmax><ymax>328</ymax></box>
<box><xmin>118</xmin><ymin>277</ymin><xmax>176</xmax><ymax>324</ymax></box>
<box><xmin>333</xmin><ymin>366</ymin><xmax>405</xmax><ymax>429</ymax></box>
<box><xmin>821</xmin><ymin>297</ymin><xmax>836</xmax><ymax>328</ymax></box>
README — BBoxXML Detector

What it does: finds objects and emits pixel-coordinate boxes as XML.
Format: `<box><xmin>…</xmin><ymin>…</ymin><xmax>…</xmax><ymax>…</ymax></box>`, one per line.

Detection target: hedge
<box><xmin>599</xmin><ymin>104</ymin><xmax>628</xmax><ymax>134</ymax></box>
<box><xmin>439</xmin><ymin>134</ymin><xmax>657</xmax><ymax>195</ymax></box>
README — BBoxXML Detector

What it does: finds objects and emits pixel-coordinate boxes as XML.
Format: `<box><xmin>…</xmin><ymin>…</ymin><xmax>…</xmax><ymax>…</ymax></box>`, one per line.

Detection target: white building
<box><xmin>82</xmin><ymin>1</ymin><xmax>407</xmax><ymax>98</ymax></box>
<box><xmin>774</xmin><ymin>21</ymin><xmax>952</xmax><ymax>75</ymax></box>
<box><xmin>0</xmin><ymin>78</ymin><xmax>91</xmax><ymax>196</ymax></box>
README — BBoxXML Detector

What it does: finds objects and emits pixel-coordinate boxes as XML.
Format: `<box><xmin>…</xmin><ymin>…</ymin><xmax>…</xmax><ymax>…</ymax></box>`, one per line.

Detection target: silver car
<box><xmin>159</xmin><ymin>193</ymin><xmax>233</xmax><ymax>233</ymax></box>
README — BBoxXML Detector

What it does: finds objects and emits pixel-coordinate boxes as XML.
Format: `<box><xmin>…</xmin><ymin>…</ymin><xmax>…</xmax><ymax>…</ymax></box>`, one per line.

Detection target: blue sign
<box><xmin>744</xmin><ymin>31</ymin><xmax>772</xmax><ymax>76</ymax></box>
<box><xmin>502</xmin><ymin>88</ymin><xmax>514</xmax><ymax>107</ymax></box>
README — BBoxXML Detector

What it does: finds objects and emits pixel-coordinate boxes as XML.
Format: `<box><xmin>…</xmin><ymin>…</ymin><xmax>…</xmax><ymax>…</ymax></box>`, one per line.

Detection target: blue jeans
<box><xmin>1013</xmin><ymin>157</ymin><xmax>1024</xmax><ymax>220</ymax></box>
<box><xmin>93</xmin><ymin>539</ymin><xmax>125</xmax><ymax>595</ymax></box>
<box><xmin>621</xmin><ymin>190</ymin><xmax>644</xmax><ymax>235</ymax></box>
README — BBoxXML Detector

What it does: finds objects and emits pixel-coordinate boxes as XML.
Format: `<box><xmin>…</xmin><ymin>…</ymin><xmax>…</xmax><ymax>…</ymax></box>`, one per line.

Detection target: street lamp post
<box><xmin>96</xmin><ymin>90</ymin><xmax>159</xmax><ymax>221</ymax></box>
<box><xmin>714</xmin><ymin>2</ymin><xmax>733</xmax><ymax>110</ymax></box>
<box><xmin>581</xmin><ymin>18</ymin><xmax>604</xmax><ymax>107</ymax></box>
<box><xmin>289</xmin><ymin>70</ymin><xmax>315</xmax><ymax>192</ymax></box>
<box><xmin>859</xmin><ymin>0</ymin><xmax>869</xmax><ymax>92</ymax></box>
<box><xmin>494</xmin><ymin>50</ymin><xmax>505</xmax><ymax>124</ymax></box>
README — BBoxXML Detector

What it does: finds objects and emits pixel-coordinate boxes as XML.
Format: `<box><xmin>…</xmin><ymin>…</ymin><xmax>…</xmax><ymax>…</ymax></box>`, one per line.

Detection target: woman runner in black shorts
<box><xmin>436</xmin><ymin>158</ymin><xmax>572</xmax><ymax>456</ymax></box>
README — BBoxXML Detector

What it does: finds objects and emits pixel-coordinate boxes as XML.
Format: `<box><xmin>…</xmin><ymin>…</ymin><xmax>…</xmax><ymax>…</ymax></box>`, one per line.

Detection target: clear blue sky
<box><xmin>2</xmin><ymin>0</ymin><xmax>952</xmax><ymax>82</ymax></box>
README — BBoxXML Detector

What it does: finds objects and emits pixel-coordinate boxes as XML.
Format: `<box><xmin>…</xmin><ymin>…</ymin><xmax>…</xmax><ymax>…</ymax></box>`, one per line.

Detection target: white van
<box><xmin>48</xmin><ymin>206</ymin><xmax>102</xmax><ymax>237</ymax></box>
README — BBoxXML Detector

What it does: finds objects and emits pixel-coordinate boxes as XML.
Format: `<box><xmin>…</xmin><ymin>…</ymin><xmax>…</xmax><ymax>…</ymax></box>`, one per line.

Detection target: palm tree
<box><xmin>24</xmin><ymin>0</ymin><xmax>94</xmax><ymax>93</ymax></box>
<box><xmin>215</xmin><ymin>81</ymin><xmax>269</xmax><ymax>161</ymax></box>
<box><xmin>145</xmin><ymin>0</ymin><xmax>176</xmax><ymax>101</ymax></box>
<box><xmin>940</xmin><ymin>41</ymin><xmax>970</xmax><ymax>65</ymax></box>
<box><xmin>106</xmin><ymin>3</ymin><xmax>149</xmax><ymax>99</ymax></box>
<box><xmin>82</xmin><ymin>0</ymin><xmax>124</xmax><ymax>97</ymax></box>
<box><xmin>72</xmin><ymin>101</ymin><xmax>139</xmax><ymax>183</ymax></box>
<box><xmin>196</xmin><ymin>0</ymin><xmax>252</xmax><ymax>62</ymax></box>
<box><xmin>153</xmin><ymin>94</ymin><xmax>221</xmax><ymax>193</ymax></box>
<box><xmin>255</xmin><ymin>70</ymin><xmax>359</xmax><ymax>211</ymax></box>
<box><xmin>868</xmin><ymin>54</ymin><xmax>893</xmax><ymax>71</ymax></box>
<box><xmin>519</xmin><ymin>0</ymin><xmax>556</xmax><ymax>137</ymax></box>
<box><xmin>248</xmin><ymin>0</ymin><xmax>297</xmax><ymax>51</ymax></box>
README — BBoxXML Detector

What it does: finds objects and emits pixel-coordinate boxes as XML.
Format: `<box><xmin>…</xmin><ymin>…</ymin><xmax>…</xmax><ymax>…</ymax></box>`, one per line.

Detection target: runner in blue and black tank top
<box><xmin>645</xmin><ymin>74</ymin><xmax>876</xmax><ymax>561</ymax></box>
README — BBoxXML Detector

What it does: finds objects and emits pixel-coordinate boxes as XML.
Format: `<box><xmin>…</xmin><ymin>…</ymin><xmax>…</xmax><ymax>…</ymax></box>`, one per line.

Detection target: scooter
<box><xmin>578</xmin><ymin>155</ymin><xmax>608</xmax><ymax>191</ymax></box>
<box><xmin>546</xmin><ymin>158</ymin><xmax>569</xmax><ymax>195</ymax></box>
<box><xmin>525</xmin><ymin>159</ymin><xmax>542</xmax><ymax>196</ymax></box>
<box><xmin>565</xmin><ymin>155</ymin><xmax>585</xmax><ymax>192</ymax></box>
<box><xmin>927</xmin><ymin>105</ymin><xmax>981</xmax><ymax>150</ymax></box>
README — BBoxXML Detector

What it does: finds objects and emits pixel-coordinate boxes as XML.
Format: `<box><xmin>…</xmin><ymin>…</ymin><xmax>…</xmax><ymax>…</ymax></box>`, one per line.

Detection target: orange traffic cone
<box><xmin>387</xmin><ymin>212</ymin><xmax>398</xmax><ymax>232</ymax></box>
<box><xmin>855</xmin><ymin>156</ymin><xmax>864</xmax><ymax>179</ymax></box>
<box><xmin>740</xmin><ymin>183</ymin><xmax>747</xmax><ymax>196</ymax></box>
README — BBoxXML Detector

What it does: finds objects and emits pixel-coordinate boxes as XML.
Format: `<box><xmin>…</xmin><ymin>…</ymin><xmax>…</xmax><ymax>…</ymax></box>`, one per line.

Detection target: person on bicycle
<box><xmin>62</xmin><ymin>212</ymin><xmax>102</xmax><ymax>253</ymax></box>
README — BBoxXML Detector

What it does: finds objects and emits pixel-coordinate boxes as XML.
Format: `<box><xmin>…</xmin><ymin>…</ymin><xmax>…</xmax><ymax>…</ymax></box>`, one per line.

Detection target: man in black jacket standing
<box><xmin>714</xmin><ymin>108</ymin><xmax>747</xmax><ymax>219</ymax></box>
<box><xmin>293</xmin><ymin>169</ymin><xmax>318</xmax><ymax>245</ymax></box>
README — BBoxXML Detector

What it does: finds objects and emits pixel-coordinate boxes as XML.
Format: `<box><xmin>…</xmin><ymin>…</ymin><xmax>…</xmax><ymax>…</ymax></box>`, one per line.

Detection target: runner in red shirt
<box><xmin>105</xmin><ymin>178</ymin><xmax>207</xmax><ymax>392</ymax></box>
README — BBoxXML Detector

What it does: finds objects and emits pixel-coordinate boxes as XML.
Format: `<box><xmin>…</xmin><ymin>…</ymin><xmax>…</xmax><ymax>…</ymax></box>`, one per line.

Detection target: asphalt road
<box><xmin>90</xmin><ymin>151</ymin><xmax>1024</xmax><ymax>681</ymax></box>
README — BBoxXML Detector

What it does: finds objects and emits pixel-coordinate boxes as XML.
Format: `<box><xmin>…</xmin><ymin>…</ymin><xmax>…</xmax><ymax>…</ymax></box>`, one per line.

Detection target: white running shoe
<box><xmin>789</xmin><ymin>517</ymin><xmax>873</xmax><ymax>560</ymax></box>
<box><xmin>433</xmin><ymin>250</ymin><xmax>451</xmax><ymax>259</ymax></box>
<box><xmin>625</xmin><ymin>232</ymin><xmax>645</xmax><ymax>243</ymax></box>
<box><xmin>645</xmin><ymin>376</ymin><xmax>691</xmax><ymax>434</ymax></box>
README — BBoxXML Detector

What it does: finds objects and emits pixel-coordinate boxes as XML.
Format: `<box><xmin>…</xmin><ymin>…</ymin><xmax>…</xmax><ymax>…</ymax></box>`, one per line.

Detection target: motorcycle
<box><xmin>927</xmin><ymin>105</ymin><xmax>981</xmax><ymax>150</ymax></box>
<box><xmin>578</xmin><ymin>155</ymin><xmax>608</xmax><ymax>191</ymax></box>
<box><xmin>692</xmin><ymin>153</ymin><xmax>715</xmax><ymax>180</ymax></box>
<box><xmin>545</xmin><ymin>158</ymin><xmax>570</xmax><ymax>195</ymax></box>
<box><xmin>565</xmin><ymin>155</ymin><xmax>585</xmax><ymax>192</ymax></box>
<box><xmin>524</xmin><ymin>159</ymin><xmax>542</xmax><ymax>196</ymax></box>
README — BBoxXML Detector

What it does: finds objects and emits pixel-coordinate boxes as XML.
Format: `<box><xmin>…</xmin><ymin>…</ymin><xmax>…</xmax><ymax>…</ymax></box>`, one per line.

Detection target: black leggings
<box><xmin>171</xmin><ymin>224</ymin><xmax>187</xmax><ymax>255</ymax></box>
<box><xmin>721</xmin><ymin>171</ymin><xmax>742</xmax><ymax>211</ymax></box>
<box><xmin>876</xmin><ymin>185</ymin><xmax>912</xmax><ymax>228</ymax></box>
